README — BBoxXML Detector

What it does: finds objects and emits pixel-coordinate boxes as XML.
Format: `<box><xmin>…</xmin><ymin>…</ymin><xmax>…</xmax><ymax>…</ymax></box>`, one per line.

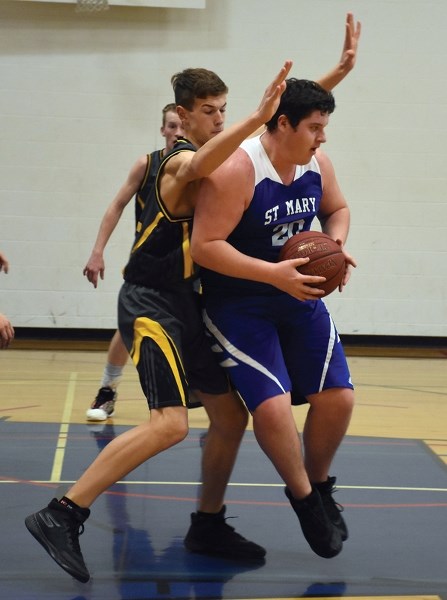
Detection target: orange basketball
<box><xmin>278</xmin><ymin>231</ymin><xmax>345</xmax><ymax>296</ymax></box>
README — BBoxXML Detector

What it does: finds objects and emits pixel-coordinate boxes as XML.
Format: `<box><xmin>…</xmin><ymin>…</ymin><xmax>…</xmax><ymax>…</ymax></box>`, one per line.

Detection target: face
<box><xmin>161</xmin><ymin>110</ymin><xmax>184</xmax><ymax>151</ymax></box>
<box><xmin>281</xmin><ymin>110</ymin><xmax>329</xmax><ymax>165</ymax></box>
<box><xmin>178</xmin><ymin>94</ymin><xmax>227</xmax><ymax>148</ymax></box>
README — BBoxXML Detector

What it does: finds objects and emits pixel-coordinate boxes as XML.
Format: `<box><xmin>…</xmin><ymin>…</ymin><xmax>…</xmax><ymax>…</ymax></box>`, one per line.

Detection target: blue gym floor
<box><xmin>1</xmin><ymin>421</ymin><xmax>447</xmax><ymax>599</ymax></box>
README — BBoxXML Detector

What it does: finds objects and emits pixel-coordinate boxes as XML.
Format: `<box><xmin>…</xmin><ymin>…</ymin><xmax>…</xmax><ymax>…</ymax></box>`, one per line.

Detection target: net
<box><xmin>76</xmin><ymin>0</ymin><xmax>109</xmax><ymax>12</ymax></box>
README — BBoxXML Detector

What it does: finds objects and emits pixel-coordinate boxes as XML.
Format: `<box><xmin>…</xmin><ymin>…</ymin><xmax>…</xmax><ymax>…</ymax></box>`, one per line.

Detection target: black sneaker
<box><xmin>86</xmin><ymin>386</ymin><xmax>116</xmax><ymax>421</ymax></box>
<box><xmin>25</xmin><ymin>499</ymin><xmax>90</xmax><ymax>583</ymax></box>
<box><xmin>184</xmin><ymin>506</ymin><xmax>266</xmax><ymax>562</ymax></box>
<box><xmin>314</xmin><ymin>476</ymin><xmax>348</xmax><ymax>541</ymax></box>
<box><xmin>285</xmin><ymin>487</ymin><xmax>342</xmax><ymax>559</ymax></box>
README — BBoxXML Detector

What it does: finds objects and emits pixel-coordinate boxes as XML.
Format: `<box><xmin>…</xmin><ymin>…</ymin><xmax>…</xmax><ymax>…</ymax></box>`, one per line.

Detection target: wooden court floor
<box><xmin>1</xmin><ymin>345</ymin><xmax>446</xmax><ymax>600</ymax></box>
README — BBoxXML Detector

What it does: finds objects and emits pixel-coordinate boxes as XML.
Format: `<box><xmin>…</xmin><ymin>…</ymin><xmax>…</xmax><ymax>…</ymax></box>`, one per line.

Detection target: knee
<box><xmin>206</xmin><ymin>391</ymin><xmax>249</xmax><ymax>436</ymax></box>
<box><xmin>326</xmin><ymin>388</ymin><xmax>355</xmax><ymax>419</ymax></box>
<box><xmin>309</xmin><ymin>388</ymin><xmax>354</xmax><ymax>419</ymax></box>
<box><xmin>153</xmin><ymin>407</ymin><xmax>189</xmax><ymax>447</ymax></box>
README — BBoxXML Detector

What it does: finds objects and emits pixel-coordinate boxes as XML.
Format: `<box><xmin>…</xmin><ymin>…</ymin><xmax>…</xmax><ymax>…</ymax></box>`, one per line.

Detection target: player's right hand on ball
<box><xmin>268</xmin><ymin>257</ymin><xmax>326</xmax><ymax>301</ymax></box>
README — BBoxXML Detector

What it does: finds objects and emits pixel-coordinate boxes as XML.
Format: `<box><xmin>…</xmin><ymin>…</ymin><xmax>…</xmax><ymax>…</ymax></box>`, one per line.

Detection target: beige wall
<box><xmin>1</xmin><ymin>0</ymin><xmax>446</xmax><ymax>336</ymax></box>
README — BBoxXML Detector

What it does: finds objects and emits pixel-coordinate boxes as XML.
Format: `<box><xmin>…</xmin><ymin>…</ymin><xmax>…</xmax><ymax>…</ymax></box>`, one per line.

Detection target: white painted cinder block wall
<box><xmin>1</xmin><ymin>0</ymin><xmax>446</xmax><ymax>336</ymax></box>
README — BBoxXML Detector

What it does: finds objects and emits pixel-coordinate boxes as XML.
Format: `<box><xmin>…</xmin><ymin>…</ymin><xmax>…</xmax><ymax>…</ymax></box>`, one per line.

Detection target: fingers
<box><xmin>270</xmin><ymin>60</ymin><xmax>293</xmax><ymax>92</ymax></box>
<box><xmin>0</xmin><ymin>320</ymin><xmax>14</xmax><ymax>349</ymax></box>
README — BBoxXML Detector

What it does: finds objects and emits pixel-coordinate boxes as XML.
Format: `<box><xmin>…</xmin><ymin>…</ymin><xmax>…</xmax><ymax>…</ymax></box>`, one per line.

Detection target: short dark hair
<box><xmin>161</xmin><ymin>102</ymin><xmax>177</xmax><ymax>126</ymax></box>
<box><xmin>265</xmin><ymin>79</ymin><xmax>335</xmax><ymax>131</ymax></box>
<box><xmin>171</xmin><ymin>68</ymin><xmax>228</xmax><ymax>111</ymax></box>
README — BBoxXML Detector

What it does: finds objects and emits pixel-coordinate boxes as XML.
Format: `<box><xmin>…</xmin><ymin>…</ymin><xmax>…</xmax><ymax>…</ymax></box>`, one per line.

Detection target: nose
<box><xmin>317</xmin><ymin>131</ymin><xmax>326</xmax><ymax>144</ymax></box>
<box><xmin>215</xmin><ymin>111</ymin><xmax>225</xmax><ymax>125</ymax></box>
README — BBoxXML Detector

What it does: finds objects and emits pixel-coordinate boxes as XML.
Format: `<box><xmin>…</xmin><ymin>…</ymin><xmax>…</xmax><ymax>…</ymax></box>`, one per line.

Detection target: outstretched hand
<box><xmin>256</xmin><ymin>60</ymin><xmax>293</xmax><ymax>124</ymax></box>
<box><xmin>339</xmin><ymin>12</ymin><xmax>361</xmax><ymax>74</ymax></box>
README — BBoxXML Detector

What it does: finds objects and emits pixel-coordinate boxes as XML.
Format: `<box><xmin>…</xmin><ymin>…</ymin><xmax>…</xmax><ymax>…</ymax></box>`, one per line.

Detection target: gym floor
<box><xmin>1</xmin><ymin>345</ymin><xmax>446</xmax><ymax>600</ymax></box>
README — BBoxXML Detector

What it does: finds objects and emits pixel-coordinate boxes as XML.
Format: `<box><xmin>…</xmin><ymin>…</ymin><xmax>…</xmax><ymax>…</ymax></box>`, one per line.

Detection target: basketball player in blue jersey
<box><xmin>83</xmin><ymin>103</ymin><xmax>184</xmax><ymax>421</ymax></box>
<box><xmin>25</xmin><ymin>14</ymin><xmax>361</xmax><ymax>580</ymax></box>
<box><xmin>191</xmin><ymin>79</ymin><xmax>357</xmax><ymax>559</ymax></box>
<box><xmin>25</xmin><ymin>60</ymin><xmax>294</xmax><ymax>583</ymax></box>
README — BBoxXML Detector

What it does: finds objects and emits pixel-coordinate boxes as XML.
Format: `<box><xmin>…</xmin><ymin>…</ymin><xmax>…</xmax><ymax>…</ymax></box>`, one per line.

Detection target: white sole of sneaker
<box><xmin>85</xmin><ymin>409</ymin><xmax>113</xmax><ymax>421</ymax></box>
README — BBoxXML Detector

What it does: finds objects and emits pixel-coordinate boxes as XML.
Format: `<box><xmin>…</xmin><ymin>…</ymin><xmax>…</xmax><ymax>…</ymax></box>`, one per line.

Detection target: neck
<box><xmin>260</xmin><ymin>132</ymin><xmax>295</xmax><ymax>185</ymax></box>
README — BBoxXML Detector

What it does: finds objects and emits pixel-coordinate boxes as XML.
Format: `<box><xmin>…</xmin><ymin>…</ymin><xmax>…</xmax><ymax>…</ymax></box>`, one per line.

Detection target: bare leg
<box><xmin>251</xmin><ymin>393</ymin><xmax>311</xmax><ymax>500</ymax></box>
<box><xmin>107</xmin><ymin>330</ymin><xmax>129</xmax><ymax>367</ymax></box>
<box><xmin>303</xmin><ymin>388</ymin><xmax>354</xmax><ymax>482</ymax></box>
<box><xmin>196</xmin><ymin>389</ymin><xmax>248</xmax><ymax>512</ymax></box>
<box><xmin>184</xmin><ymin>389</ymin><xmax>265</xmax><ymax>560</ymax></box>
<box><xmin>68</xmin><ymin>405</ymin><xmax>188</xmax><ymax>507</ymax></box>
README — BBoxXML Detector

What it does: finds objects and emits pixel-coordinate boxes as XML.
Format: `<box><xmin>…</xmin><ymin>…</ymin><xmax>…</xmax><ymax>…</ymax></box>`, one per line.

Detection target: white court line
<box><xmin>7</xmin><ymin>480</ymin><xmax>447</xmax><ymax>493</ymax></box>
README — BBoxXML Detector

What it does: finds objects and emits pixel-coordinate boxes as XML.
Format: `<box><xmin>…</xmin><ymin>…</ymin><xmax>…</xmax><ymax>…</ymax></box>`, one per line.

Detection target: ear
<box><xmin>176</xmin><ymin>105</ymin><xmax>187</xmax><ymax>122</ymax></box>
<box><xmin>277</xmin><ymin>114</ymin><xmax>289</xmax><ymax>131</ymax></box>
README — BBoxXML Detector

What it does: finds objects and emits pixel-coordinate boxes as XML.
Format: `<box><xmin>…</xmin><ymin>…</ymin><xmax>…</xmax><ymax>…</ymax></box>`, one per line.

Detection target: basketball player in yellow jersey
<box><xmin>26</xmin><ymin>61</ymin><xmax>294</xmax><ymax>582</ymax></box>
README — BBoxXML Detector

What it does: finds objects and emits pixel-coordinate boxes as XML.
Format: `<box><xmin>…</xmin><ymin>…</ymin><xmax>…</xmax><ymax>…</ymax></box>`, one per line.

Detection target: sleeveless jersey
<box><xmin>134</xmin><ymin>149</ymin><xmax>164</xmax><ymax>225</ymax></box>
<box><xmin>123</xmin><ymin>138</ymin><xmax>198</xmax><ymax>290</ymax></box>
<box><xmin>201</xmin><ymin>135</ymin><xmax>323</xmax><ymax>297</ymax></box>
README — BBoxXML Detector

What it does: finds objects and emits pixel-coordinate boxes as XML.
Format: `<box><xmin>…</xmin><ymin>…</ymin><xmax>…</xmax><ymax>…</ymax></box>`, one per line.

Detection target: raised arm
<box><xmin>317</xmin><ymin>12</ymin><xmax>361</xmax><ymax>91</ymax></box>
<box><xmin>83</xmin><ymin>156</ymin><xmax>147</xmax><ymax>288</ymax></box>
<box><xmin>179</xmin><ymin>60</ymin><xmax>292</xmax><ymax>184</ymax></box>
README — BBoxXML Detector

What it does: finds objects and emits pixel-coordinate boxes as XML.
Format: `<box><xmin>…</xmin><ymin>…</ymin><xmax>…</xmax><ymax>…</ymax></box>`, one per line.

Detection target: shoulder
<box><xmin>315</xmin><ymin>149</ymin><xmax>335</xmax><ymax>181</ymax></box>
<box><xmin>127</xmin><ymin>154</ymin><xmax>150</xmax><ymax>183</ymax></box>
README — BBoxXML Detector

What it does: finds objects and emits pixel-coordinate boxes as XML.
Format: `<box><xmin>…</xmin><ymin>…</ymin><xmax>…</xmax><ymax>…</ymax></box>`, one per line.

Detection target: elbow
<box><xmin>190</xmin><ymin>238</ymin><xmax>202</xmax><ymax>266</ymax></box>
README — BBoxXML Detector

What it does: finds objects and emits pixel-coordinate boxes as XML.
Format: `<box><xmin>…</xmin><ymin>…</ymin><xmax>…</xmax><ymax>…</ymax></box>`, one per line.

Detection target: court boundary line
<box><xmin>50</xmin><ymin>372</ymin><xmax>77</xmax><ymax>482</ymax></box>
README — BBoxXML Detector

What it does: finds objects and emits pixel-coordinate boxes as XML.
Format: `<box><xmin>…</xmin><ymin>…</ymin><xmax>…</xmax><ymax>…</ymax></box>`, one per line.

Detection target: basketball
<box><xmin>278</xmin><ymin>231</ymin><xmax>345</xmax><ymax>296</ymax></box>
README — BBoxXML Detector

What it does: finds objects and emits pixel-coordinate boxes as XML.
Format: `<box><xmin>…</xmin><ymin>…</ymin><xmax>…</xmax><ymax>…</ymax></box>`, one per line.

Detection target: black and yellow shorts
<box><xmin>118</xmin><ymin>281</ymin><xmax>229</xmax><ymax>410</ymax></box>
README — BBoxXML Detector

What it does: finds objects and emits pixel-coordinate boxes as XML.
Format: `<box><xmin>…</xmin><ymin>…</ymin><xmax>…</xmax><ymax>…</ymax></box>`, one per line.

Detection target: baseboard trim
<box><xmin>8</xmin><ymin>328</ymin><xmax>447</xmax><ymax>358</ymax></box>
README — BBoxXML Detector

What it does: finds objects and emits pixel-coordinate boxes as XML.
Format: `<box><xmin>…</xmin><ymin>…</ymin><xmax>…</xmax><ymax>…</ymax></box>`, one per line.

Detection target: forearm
<box><xmin>317</xmin><ymin>64</ymin><xmax>351</xmax><ymax>92</ymax></box>
<box><xmin>320</xmin><ymin>207</ymin><xmax>350</xmax><ymax>244</ymax></box>
<box><xmin>90</xmin><ymin>204</ymin><xmax>125</xmax><ymax>257</ymax></box>
<box><xmin>193</xmin><ymin>239</ymin><xmax>275</xmax><ymax>284</ymax></box>
<box><xmin>190</xmin><ymin>113</ymin><xmax>265</xmax><ymax>180</ymax></box>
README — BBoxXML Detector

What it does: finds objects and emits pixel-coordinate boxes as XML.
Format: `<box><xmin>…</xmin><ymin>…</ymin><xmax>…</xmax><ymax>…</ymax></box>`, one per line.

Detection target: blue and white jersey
<box><xmin>201</xmin><ymin>135</ymin><xmax>323</xmax><ymax>297</ymax></box>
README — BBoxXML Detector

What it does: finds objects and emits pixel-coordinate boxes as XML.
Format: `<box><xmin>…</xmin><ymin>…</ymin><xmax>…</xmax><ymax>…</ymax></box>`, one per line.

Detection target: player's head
<box><xmin>264</xmin><ymin>79</ymin><xmax>335</xmax><ymax>165</ymax></box>
<box><xmin>171</xmin><ymin>68</ymin><xmax>228</xmax><ymax>110</ymax></box>
<box><xmin>171</xmin><ymin>68</ymin><xmax>228</xmax><ymax>147</ymax></box>
<box><xmin>160</xmin><ymin>102</ymin><xmax>184</xmax><ymax>151</ymax></box>
<box><xmin>265</xmin><ymin>79</ymin><xmax>335</xmax><ymax>132</ymax></box>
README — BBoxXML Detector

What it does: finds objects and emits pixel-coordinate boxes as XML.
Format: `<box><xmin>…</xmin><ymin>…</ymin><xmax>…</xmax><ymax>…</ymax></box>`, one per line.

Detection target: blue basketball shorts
<box><xmin>202</xmin><ymin>294</ymin><xmax>353</xmax><ymax>412</ymax></box>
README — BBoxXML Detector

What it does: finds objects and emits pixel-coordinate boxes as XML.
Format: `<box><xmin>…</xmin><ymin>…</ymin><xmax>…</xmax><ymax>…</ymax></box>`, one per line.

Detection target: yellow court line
<box><xmin>50</xmin><ymin>372</ymin><xmax>77</xmax><ymax>482</ymax></box>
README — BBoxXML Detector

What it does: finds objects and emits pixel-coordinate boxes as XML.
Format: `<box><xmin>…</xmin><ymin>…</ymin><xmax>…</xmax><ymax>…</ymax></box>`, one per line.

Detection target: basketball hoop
<box><xmin>76</xmin><ymin>0</ymin><xmax>109</xmax><ymax>12</ymax></box>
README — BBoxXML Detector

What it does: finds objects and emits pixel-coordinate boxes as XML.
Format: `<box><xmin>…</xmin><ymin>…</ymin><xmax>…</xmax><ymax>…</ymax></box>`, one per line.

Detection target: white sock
<box><xmin>101</xmin><ymin>363</ymin><xmax>123</xmax><ymax>389</ymax></box>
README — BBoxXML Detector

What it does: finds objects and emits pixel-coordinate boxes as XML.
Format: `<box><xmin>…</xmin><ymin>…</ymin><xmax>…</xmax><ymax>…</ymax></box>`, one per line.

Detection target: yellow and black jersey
<box><xmin>134</xmin><ymin>149</ymin><xmax>164</xmax><ymax>226</ymax></box>
<box><xmin>123</xmin><ymin>138</ymin><xmax>198</xmax><ymax>290</ymax></box>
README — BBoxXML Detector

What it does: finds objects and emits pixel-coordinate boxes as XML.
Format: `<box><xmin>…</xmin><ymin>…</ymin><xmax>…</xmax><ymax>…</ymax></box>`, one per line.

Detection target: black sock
<box><xmin>59</xmin><ymin>496</ymin><xmax>89</xmax><ymax>517</ymax></box>
<box><xmin>196</xmin><ymin>506</ymin><xmax>225</xmax><ymax>519</ymax></box>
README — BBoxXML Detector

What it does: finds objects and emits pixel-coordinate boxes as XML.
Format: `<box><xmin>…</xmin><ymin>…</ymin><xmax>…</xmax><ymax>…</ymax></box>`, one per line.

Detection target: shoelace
<box><xmin>67</xmin><ymin>522</ymin><xmax>85</xmax><ymax>552</ymax></box>
<box><xmin>324</xmin><ymin>486</ymin><xmax>344</xmax><ymax>514</ymax></box>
